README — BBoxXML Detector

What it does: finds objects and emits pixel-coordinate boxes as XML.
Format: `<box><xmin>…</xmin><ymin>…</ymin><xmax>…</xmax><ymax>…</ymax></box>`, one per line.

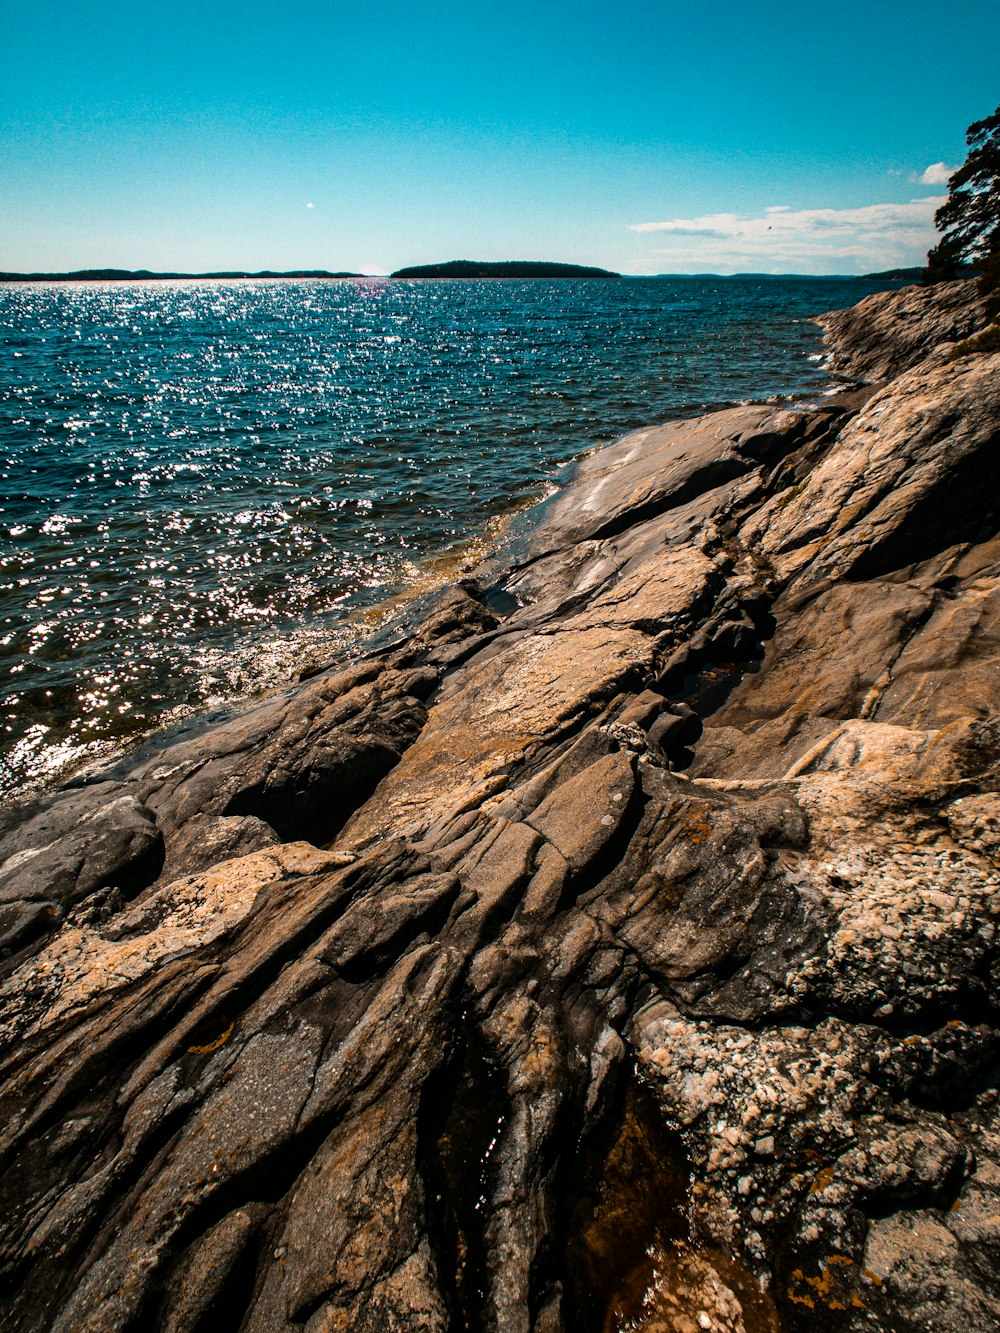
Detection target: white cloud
<box><xmin>919</xmin><ymin>162</ymin><xmax>956</xmax><ymax>186</ymax></box>
<box><xmin>628</xmin><ymin>196</ymin><xmax>946</xmax><ymax>273</ymax></box>
<box><xmin>306</xmin><ymin>201</ymin><xmax>315</xmax><ymax>209</ymax></box>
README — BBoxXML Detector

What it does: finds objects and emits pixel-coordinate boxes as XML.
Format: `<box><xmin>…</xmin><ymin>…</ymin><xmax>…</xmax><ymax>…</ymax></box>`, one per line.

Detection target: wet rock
<box><xmin>0</xmin><ymin>790</ymin><xmax>163</xmax><ymax>959</ymax></box>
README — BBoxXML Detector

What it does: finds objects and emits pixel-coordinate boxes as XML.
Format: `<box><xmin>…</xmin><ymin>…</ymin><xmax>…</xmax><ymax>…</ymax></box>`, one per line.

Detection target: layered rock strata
<box><xmin>1</xmin><ymin>285</ymin><xmax>999</xmax><ymax>1332</ymax></box>
<box><xmin>815</xmin><ymin>278</ymin><xmax>991</xmax><ymax>382</ymax></box>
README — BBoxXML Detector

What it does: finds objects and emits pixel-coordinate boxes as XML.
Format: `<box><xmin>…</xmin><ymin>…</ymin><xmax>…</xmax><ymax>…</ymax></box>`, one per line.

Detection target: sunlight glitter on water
<box><xmin>0</xmin><ymin>275</ymin><xmax>900</xmax><ymax>797</ymax></box>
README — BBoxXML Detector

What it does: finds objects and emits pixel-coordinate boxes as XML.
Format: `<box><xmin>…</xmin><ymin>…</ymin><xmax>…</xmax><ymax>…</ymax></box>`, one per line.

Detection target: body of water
<box><xmin>0</xmin><ymin>275</ymin><xmax>896</xmax><ymax>796</ymax></box>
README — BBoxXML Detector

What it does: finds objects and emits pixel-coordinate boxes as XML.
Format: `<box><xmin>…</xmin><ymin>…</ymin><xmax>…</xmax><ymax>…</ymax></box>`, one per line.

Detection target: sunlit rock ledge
<box><xmin>1</xmin><ymin>281</ymin><xmax>999</xmax><ymax>1333</ymax></box>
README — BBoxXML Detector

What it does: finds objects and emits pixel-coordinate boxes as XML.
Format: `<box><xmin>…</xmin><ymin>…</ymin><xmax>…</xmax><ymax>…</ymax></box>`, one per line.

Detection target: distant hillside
<box><xmin>390</xmin><ymin>260</ymin><xmax>621</xmax><ymax>279</ymax></box>
<box><xmin>861</xmin><ymin>267</ymin><xmax>925</xmax><ymax>281</ymax></box>
<box><xmin>861</xmin><ymin>265</ymin><xmax>978</xmax><ymax>281</ymax></box>
<box><xmin>0</xmin><ymin>269</ymin><xmax>363</xmax><ymax>282</ymax></box>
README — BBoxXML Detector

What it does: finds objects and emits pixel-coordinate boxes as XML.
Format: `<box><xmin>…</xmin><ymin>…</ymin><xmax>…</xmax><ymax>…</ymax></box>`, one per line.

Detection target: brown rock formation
<box><xmin>816</xmin><ymin>278</ymin><xmax>991</xmax><ymax>383</ymax></box>
<box><xmin>1</xmin><ymin>286</ymin><xmax>999</xmax><ymax>1332</ymax></box>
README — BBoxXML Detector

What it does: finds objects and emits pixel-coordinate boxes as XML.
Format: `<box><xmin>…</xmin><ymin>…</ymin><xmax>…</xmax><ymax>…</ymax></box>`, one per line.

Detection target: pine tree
<box><xmin>925</xmin><ymin>103</ymin><xmax>1000</xmax><ymax>294</ymax></box>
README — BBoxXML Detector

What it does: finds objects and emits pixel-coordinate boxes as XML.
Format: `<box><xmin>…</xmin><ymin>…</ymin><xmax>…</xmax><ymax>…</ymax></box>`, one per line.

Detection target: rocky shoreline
<box><xmin>2</xmin><ymin>280</ymin><xmax>999</xmax><ymax>1331</ymax></box>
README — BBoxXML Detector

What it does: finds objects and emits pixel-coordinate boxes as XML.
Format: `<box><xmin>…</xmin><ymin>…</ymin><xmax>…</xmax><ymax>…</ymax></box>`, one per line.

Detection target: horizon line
<box><xmin>0</xmin><ymin>266</ymin><xmax>922</xmax><ymax>282</ymax></box>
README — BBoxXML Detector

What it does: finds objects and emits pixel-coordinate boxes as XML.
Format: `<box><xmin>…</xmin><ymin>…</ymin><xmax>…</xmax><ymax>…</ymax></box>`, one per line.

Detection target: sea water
<box><xmin>0</xmin><ymin>275</ymin><xmax>896</xmax><ymax>796</ymax></box>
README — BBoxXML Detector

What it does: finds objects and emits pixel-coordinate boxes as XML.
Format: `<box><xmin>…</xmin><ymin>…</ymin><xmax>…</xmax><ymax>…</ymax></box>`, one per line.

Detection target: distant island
<box><xmin>389</xmin><ymin>260</ymin><xmax>621</xmax><ymax>279</ymax></box>
<box><xmin>0</xmin><ymin>261</ymin><xmax>622</xmax><ymax>283</ymax></box>
<box><xmin>0</xmin><ymin>268</ymin><xmax>364</xmax><ymax>283</ymax></box>
<box><xmin>647</xmin><ymin>271</ymin><xmax>924</xmax><ymax>281</ymax></box>
<box><xmin>0</xmin><ymin>263</ymin><xmax>932</xmax><ymax>284</ymax></box>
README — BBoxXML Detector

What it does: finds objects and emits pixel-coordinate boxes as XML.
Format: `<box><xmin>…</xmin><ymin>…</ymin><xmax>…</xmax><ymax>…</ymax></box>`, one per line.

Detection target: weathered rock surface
<box><xmin>1</xmin><ymin>285</ymin><xmax>999</xmax><ymax>1332</ymax></box>
<box><xmin>817</xmin><ymin>279</ymin><xmax>991</xmax><ymax>383</ymax></box>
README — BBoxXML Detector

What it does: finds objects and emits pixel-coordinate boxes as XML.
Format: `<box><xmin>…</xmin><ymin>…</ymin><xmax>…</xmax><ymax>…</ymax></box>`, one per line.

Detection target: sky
<box><xmin>2</xmin><ymin>0</ymin><xmax>998</xmax><ymax>275</ymax></box>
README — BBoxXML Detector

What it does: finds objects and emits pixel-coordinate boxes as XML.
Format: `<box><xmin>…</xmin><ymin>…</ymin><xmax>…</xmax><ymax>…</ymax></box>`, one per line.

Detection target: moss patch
<box><xmin>950</xmin><ymin>322</ymin><xmax>1000</xmax><ymax>358</ymax></box>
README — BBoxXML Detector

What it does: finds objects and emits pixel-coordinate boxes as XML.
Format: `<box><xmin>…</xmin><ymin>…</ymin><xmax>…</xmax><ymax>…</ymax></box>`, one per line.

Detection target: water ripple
<box><xmin>0</xmin><ymin>275</ymin><xmax>894</xmax><ymax>796</ymax></box>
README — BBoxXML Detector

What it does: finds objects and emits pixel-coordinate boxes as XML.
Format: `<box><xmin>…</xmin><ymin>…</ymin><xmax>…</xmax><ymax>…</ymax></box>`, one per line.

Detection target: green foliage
<box><xmin>924</xmin><ymin>103</ymin><xmax>1000</xmax><ymax>296</ymax></box>
<box><xmin>950</xmin><ymin>322</ymin><xmax>1000</xmax><ymax>359</ymax></box>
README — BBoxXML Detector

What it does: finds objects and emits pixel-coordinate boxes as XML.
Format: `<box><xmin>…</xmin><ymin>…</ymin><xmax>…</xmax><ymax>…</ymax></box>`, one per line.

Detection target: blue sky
<box><xmin>2</xmin><ymin>0</ymin><xmax>998</xmax><ymax>274</ymax></box>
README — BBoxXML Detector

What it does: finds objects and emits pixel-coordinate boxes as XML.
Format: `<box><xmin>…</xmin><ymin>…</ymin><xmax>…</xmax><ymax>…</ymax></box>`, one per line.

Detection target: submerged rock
<box><xmin>1</xmin><ymin>284</ymin><xmax>999</xmax><ymax>1331</ymax></box>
